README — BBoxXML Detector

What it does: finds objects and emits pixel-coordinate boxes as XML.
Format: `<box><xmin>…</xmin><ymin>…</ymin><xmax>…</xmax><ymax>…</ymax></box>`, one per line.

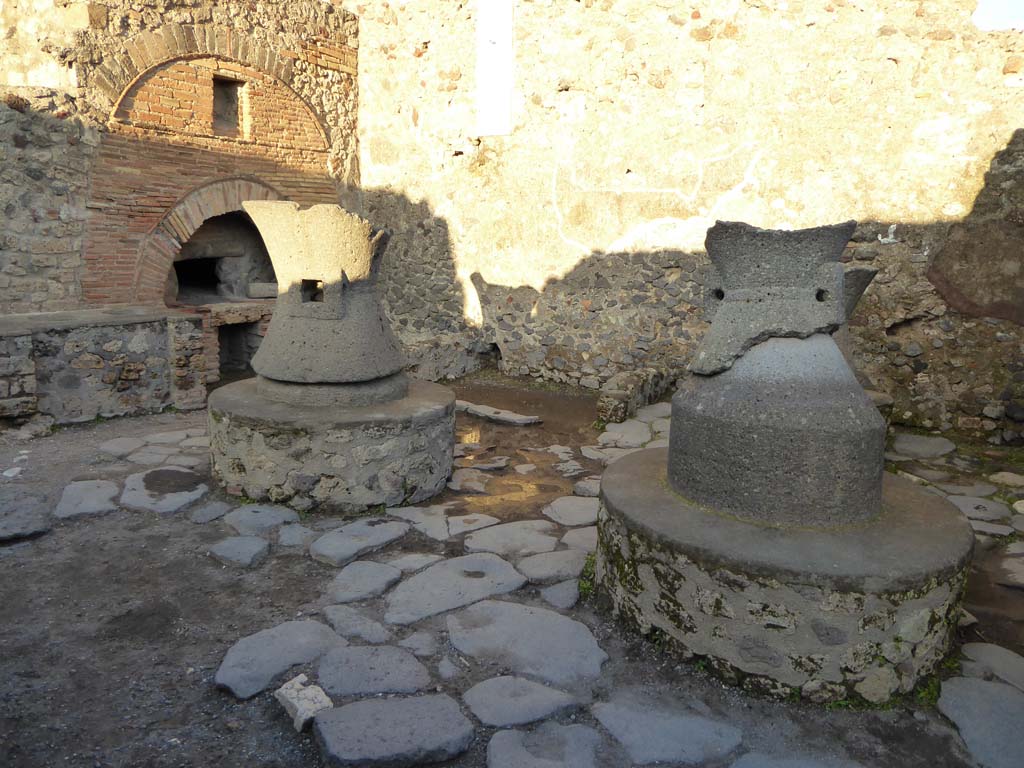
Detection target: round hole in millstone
<box><xmin>142</xmin><ymin>468</ymin><xmax>202</xmax><ymax>494</ymax></box>
<box><xmin>815</xmin><ymin>288</ymin><xmax>830</xmax><ymax>302</ymax></box>
<box><xmin>713</xmin><ymin>288</ymin><xmax>725</xmax><ymax>300</ymax></box>
<box><xmin>462</xmin><ymin>570</ymin><xmax>488</xmax><ymax>579</ymax></box>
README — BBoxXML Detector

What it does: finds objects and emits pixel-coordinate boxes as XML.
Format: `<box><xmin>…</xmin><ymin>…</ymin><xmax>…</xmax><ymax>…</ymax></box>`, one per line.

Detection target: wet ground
<box><xmin>0</xmin><ymin>371</ymin><xmax>1017</xmax><ymax>767</ymax></box>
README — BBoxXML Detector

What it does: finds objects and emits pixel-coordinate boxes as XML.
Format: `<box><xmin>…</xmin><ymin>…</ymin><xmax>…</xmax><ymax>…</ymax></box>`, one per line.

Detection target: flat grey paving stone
<box><xmin>278</xmin><ymin>523</ymin><xmax>317</xmax><ymax>552</ymax></box>
<box><xmin>125</xmin><ymin>450</ymin><xmax>171</xmax><ymax>466</ymax></box>
<box><xmin>963</xmin><ymin>643</ymin><xmax>1024</xmax><ymax>693</ymax></box>
<box><xmin>399</xmin><ymin>630</ymin><xmax>437</xmax><ymax>657</ymax></box>
<box><xmin>322</xmin><ymin>604</ymin><xmax>393</xmax><ymax>643</ymax></box>
<box><xmin>518</xmin><ymin>550</ymin><xmax>588</xmax><ymax>584</ymax></box>
<box><xmin>543</xmin><ymin>497</ymin><xmax>600</xmax><ymax>526</ymax></box>
<box><xmin>652</xmin><ymin>417</ymin><xmax>671</xmax><ymax>434</ymax></box>
<box><xmin>120</xmin><ymin>468</ymin><xmax>207</xmax><ymax>514</ymax></box>
<box><xmin>996</xmin><ymin>557</ymin><xmax>1024</xmax><ymax>588</ymax></box>
<box><xmin>554</xmin><ymin>460</ymin><xmax>586</xmax><ymax>477</ymax></box>
<box><xmin>515</xmin><ymin>463</ymin><xmax>537</xmax><ymax>475</ymax></box>
<box><xmin>731</xmin><ymin>755</ymin><xmax>863</xmax><ymax>768</ymax></box>
<box><xmin>1013</xmin><ymin>515</ymin><xmax>1024</xmax><ymax>533</ymax></box>
<box><xmin>461</xmin><ymin>455</ymin><xmax>510</xmax><ymax>471</ymax></box>
<box><xmin>573</xmin><ymin>477</ymin><xmax>601</xmax><ymax>498</ymax></box>
<box><xmin>189</xmin><ymin>500</ymin><xmax>233</xmax><ymax>524</ymax></box>
<box><xmin>317</xmin><ymin>645</ymin><xmax>431</xmax><ymax>696</ymax></box>
<box><xmin>224</xmin><ymin>504</ymin><xmax>299</xmax><ymax>536</ymax></box>
<box><xmin>438</xmin><ymin>656</ymin><xmax>460</xmax><ymax>680</ymax></box>
<box><xmin>448</xmin><ymin>468</ymin><xmax>490</xmax><ymax>493</ymax></box>
<box><xmin>388</xmin><ymin>504</ymin><xmax>450</xmax><ymax>540</ymax></box>
<box><xmin>464</xmin><ymin>521</ymin><xmax>560</xmax><ymax>558</ymax></box>
<box><xmin>971</xmin><ymin>520</ymin><xmax>1014</xmax><ymax>537</ymax></box>
<box><xmin>215</xmin><ymin>620</ymin><xmax>345</xmax><ymax>699</ymax></box>
<box><xmin>165</xmin><ymin>454</ymin><xmax>207</xmax><ymax>469</ymax></box>
<box><xmin>448</xmin><ymin>512</ymin><xmax>500</xmax><ymax>536</ymax></box>
<box><xmin>0</xmin><ymin>492</ymin><xmax>50</xmax><ymax>541</ymax></box>
<box><xmin>386</xmin><ymin>553</ymin><xmax>445</xmax><ymax>573</ymax></box>
<box><xmin>635</xmin><ymin>402</ymin><xmax>673</xmax><ymax>422</ymax></box>
<box><xmin>464</xmin><ymin>675</ymin><xmax>575</xmax><ymax>726</ymax></box>
<box><xmin>891</xmin><ymin>432</ymin><xmax>956</xmax><ymax>458</ymax></box>
<box><xmin>326</xmin><ymin>561</ymin><xmax>402</xmax><ymax>603</ymax></box>
<box><xmin>645</xmin><ymin>438</ymin><xmax>670</xmax><ymax>449</ymax></box>
<box><xmin>98</xmin><ymin>436</ymin><xmax>145</xmax><ymax>457</ymax></box>
<box><xmin>208</xmin><ymin>536</ymin><xmax>269</xmax><ymax>568</ymax></box>
<box><xmin>54</xmin><ymin>479</ymin><xmax>120</xmax><ymax>519</ymax></box>
<box><xmin>487</xmin><ymin>723</ymin><xmax>604</xmax><ymax>768</ymax></box>
<box><xmin>180</xmin><ymin>436</ymin><xmax>209</xmax><ymax>448</ymax></box>
<box><xmin>592</xmin><ymin>693</ymin><xmax>743</xmax><ymax>765</ymax></box>
<box><xmin>561</xmin><ymin>526</ymin><xmax>597</xmax><ymax>551</ymax></box>
<box><xmin>457</xmin><ymin>400</ymin><xmax>542</xmax><ymax>426</ymax></box>
<box><xmin>314</xmin><ymin>694</ymin><xmax>474</xmax><ymax>767</ymax></box>
<box><xmin>385</xmin><ymin>553</ymin><xmax>526</xmax><ymax>625</ymax></box>
<box><xmin>990</xmin><ymin>471</ymin><xmax>1024</xmax><ymax>487</ymax></box>
<box><xmin>938</xmin><ymin>676</ymin><xmax>1024</xmax><ymax>768</ymax></box>
<box><xmin>448</xmin><ymin>600</ymin><xmax>607</xmax><ymax>686</ymax></box>
<box><xmin>144</xmin><ymin>429</ymin><xmax>190</xmax><ymax>444</ymax></box>
<box><xmin>598</xmin><ymin>419</ymin><xmax>651</xmax><ymax>448</ymax></box>
<box><xmin>949</xmin><ymin>496</ymin><xmax>1011</xmax><ymax>521</ymax></box>
<box><xmin>542</xmin><ymin>579</ymin><xmax>580</xmax><ymax>610</ymax></box>
<box><xmin>936</xmin><ymin>482</ymin><xmax>998</xmax><ymax>497</ymax></box>
<box><xmin>310</xmin><ymin>518</ymin><xmax>409</xmax><ymax>567</ymax></box>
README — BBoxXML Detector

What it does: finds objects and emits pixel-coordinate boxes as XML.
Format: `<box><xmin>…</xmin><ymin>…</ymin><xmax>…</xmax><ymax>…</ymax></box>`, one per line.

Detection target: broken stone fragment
<box><xmin>273</xmin><ymin>673</ymin><xmax>333</xmax><ymax>732</ymax></box>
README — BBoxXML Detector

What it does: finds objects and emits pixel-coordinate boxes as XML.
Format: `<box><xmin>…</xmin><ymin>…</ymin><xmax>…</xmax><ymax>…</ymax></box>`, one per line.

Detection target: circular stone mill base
<box><xmin>596</xmin><ymin>448</ymin><xmax>974</xmax><ymax>704</ymax></box>
<box><xmin>208</xmin><ymin>377</ymin><xmax>454</xmax><ymax>514</ymax></box>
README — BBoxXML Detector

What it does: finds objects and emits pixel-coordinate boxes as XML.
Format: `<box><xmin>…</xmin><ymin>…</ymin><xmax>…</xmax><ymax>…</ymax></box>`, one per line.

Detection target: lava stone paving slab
<box><xmin>386</xmin><ymin>553</ymin><xmax>445</xmax><ymax>573</ymax></box>
<box><xmin>120</xmin><ymin>468</ymin><xmax>208</xmax><ymax>513</ymax></box>
<box><xmin>322</xmin><ymin>605</ymin><xmax>393</xmax><ymax>643</ymax></box>
<box><xmin>0</xmin><ymin>493</ymin><xmax>50</xmax><ymax>541</ymax></box>
<box><xmin>936</xmin><ymin>482</ymin><xmax>998</xmax><ymax>497</ymax></box>
<box><xmin>317</xmin><ymin>645</ymin><xmax>431</xmax><ymax>696</ymax></box>
<box><xmin>224</xmin><ymin>504</ymin><xmax>299</xmax><ymax>535</ymax></box>
<box><xmin>573</xmin><ymin>477</ymin><xmax>601</xmax><ymax>497</ymax></box>
<box><xmin>447</xmin><ymin>600</ymin><xmax>607</xmax><ymax>686</ymax></box>
<box><xmin>189</xmin><ymin>500</ymin><xmax>233</xmax><ymax>524</ymax></box>
<box><xmin>384</xmin><ymin>553</ymin><xmax>526</xmax><ymax>625</ymax></box>
<box><xmin>948</xmin><ymin>496</ymin><xmax>1011</xmax><ymax>521</ymax></box>
<box><xmin>54</xmin><ymin>479</ymin><xmax>120</xmax><ymax>519</ymax></box>
<box><xmin>730</xmin><ymin>755</ymin><xmax>864</xmax><ymax>768</ymax></box>
<box><xmin>464</xmin><ymin>521</ymin><xmax>560</xmax><ymax>558</ymax></box>
<box><xmin>517</xmin><ymin>550</ymin><xmax>588</xmax><ymax>584</ymax></box>
<box><xmin>325</xmin><ymin>561</ymin><xmax>402</xmax><ymax>603</ymax></box>
<box><xmin>388</xmin><ymin>505</ymin><xmax>450</xmax><ymax>540</ymax></box>
<box><xmin>541</xmin><ymin>579</ymin><xmax>580</xmax><ymax>610</ymax></box>
<box><xmin>314</xmin><ymin>694</ymin><xmax>474</xmax><ymax>767</ymax></box>
<box><xmin>592</xmin><ymin>693</ymin><xmax>743</xmax><ymax>765</ymax></box>
<box><xmin>277</xmin><ymin>523</ymin><xmax>317</xmax><ymax>552</ymax></box>
<box><xmin>938</xmin><ymin>676</ymin><xmax>1024</xmax><ymax>768</ymax></box>
<box><xmin>208</xmin><ymin>536</ymin><xmax>269</xmax><ymax>568</ymax></box>
<box><xmin>542</xmin><ymin>497</ymin><xmax>600</xmax><ymax>526</ymax></box>
<box><xmin>891</xmin><ymin>433</ymin><xmax>956</xmax><ymax>458</ymax></box>
<box><xmin>561</xmin><ymin>526</ymin><xmax>597</xmax><ymax>551</ymax></box>
<box><xmin>310</xmin><ymin>518</ymin><xmax>409</xmax><ymax>567</ymax></box>
<box><xmin>215</xmin><ymin>620</ymin><xmax>345</xmax><ymax>699</ymax></box>
<box><xmin>448</xmin><ymin>513</ymin><xmax>500</xmax><ymax>536</ymax></box>
<box><xmin>487</xmin><ymin>723</ymin><xmax>604</xmax><ymax>768</ymax></box>
<box><xmin>463</xmin><ymin>675</ymin><xmax>575</xmax><ymax>726</ymax></box>
<box><xmin>961</xmin><ymin>643</ymin><xmax>1024</xmax><ymax>693</ymax></box>
<box><xmin>448</xmin><ymin>468</ymin><xmax>490</xmax><ymax>493</ymax></box>
<box><xmin>98</xmin><ymin>436</ymin><xmax>146</xmax><ymax>457</ymax></box>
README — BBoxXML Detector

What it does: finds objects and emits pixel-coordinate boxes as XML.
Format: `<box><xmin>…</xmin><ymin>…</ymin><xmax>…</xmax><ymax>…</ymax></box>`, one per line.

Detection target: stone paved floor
<box><xmin>1</xmin><ymin>376</ymin><xmax>1022</xmax><ymax>767</ymax></box>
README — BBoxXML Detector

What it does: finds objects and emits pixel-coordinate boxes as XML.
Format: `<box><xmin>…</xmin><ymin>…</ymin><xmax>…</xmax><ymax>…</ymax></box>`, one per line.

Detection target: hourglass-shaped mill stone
<box><xmin>670</xmin><ymin>221</ymin><xmax>886</xmax><ymax>528</ymax></box>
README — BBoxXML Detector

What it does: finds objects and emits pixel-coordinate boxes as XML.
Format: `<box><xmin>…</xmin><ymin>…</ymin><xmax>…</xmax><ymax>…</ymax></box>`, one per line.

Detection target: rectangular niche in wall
<box><xmin>213</xmin><ymin>77</ymin><xmax>244</xmax><ymax>137</ymax></box>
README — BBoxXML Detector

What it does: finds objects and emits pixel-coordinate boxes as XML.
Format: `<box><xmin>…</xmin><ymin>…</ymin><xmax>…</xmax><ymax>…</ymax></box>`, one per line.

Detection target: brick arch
<box><xmin>85</xmin><ymin>22</ymin><xmax>333</xmax><ymax>145</ymax></box>
<box><xmin>132</xmin><ymin>177</ymin><xmax>283</xmax><ymax>304</ymax></box>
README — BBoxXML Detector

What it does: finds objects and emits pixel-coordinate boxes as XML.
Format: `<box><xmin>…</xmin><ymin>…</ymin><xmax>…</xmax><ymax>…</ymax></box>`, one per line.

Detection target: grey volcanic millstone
<box><xmin>310</xmin><ymin>518</ymin><xmax>409</xmax><ymax>566</ymax></box>
<box><xmin>208</xmin><ymin>536</ymin><xmax>269</xmax><ymax>567</ymax></box>
<box><xmin>325</xmin><ymin>561</ymin><xmax>402</xmax><ymax>603</ymax></box>
<box><xmin>224</xmin><ymin>504</ymin><xmax>299</xmax><ymax>535</ymax></box>
<box><xmin>592</xmin><ymin>694</ymin><xmax>743</xmax><ymax>765</ymax></box>
<box><xmin>384</xmin><ymin>553</ymin><xmax>526</xmax><ymax>625</ymax></box>
<box><xmin>314</xmin><ymin>694</ymin><xmax>474</xmax><ymax>767</ymax></box>
<box><xmin>487</xmin><ymin>723</ymin><xmax>603</xmax><ymax>768</ymax></box>
<box><xmin>215</xmin><ymin>620</ymin><xmax>345</xmax><ymax>699</ymax></box>
<box><xmin>447</xmin><ymin>600</ymin><xmax>607</xmax><ymax>686</ymax></box>
<box><xmin>463</xmin><ymin>675</ymin><xmax>575</xmax><ymax>726</ymax></box>
<box><xmin>317</xmin><ymin>646</ymin><xmax>431</xmax><ymax>696</ymax></box>
<box><xmin>938</xmin><ymin>677</ymin><xmax>1024</xmax><ymax>768</ymax></box>
<box><xmin>464</xmin><ymin>521</ymin><xmax>560</xmax><ymax>558</ymax></box>
<box><xmin>120</xmin><ymin>468</ymin><xmax>208</xmax><ymax>514</ymax></box>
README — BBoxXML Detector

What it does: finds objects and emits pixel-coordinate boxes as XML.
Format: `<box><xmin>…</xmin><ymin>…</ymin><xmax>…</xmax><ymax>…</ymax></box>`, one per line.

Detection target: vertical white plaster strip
<box><xmin>475</xmin><ymin>0</ymin><xmax>513</xmax><ymax>136</ymax></box>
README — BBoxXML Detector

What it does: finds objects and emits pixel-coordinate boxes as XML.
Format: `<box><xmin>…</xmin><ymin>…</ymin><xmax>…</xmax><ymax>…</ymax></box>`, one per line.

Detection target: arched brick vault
<box><xmin>82</xmin><ymin>22</ymin><xmax>347</xmax><ymax>144</ymax></box>
<box><xmin>132</xmin><ymin>178</ymin><xmax>283</xmax><ymax>304</ymax></box>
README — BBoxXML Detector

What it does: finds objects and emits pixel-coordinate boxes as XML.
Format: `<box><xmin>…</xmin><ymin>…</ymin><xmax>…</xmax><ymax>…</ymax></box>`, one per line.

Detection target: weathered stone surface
<box><xmin>949</xmin><ymin>496</ymin><xmax>1011</xmax><ymax>521</ymax></box>
<box><xmin>456</xmin><ymin>400</ymin><xmax>541</xmax><ymax>425</ymax></box>
<box><xmin>189</xmin><ymin>500</ymin><xmax>233</xmax><ymax>524</ymax></box>
<box><xmin>514</xmin><ymin>463</ymin><xmax>537</xmax><ymax>475</ymax></box>
<box><xmin>98</xmin><ymin>436</ymin><xmax>145</xmax><ymax>457</ymax></box>
<box><xmin>598</xmin><ymin>419</ymin><xmax>651</xmax><ymax>448</ymax></box>
<box><xmin>120</xmin><ymin>468</ymin><xmax>207</xmax><ymax>514</ymax></box>
<box><xmin>542</xmin><ymin>497</ymin><xmax>600</xmax><ymax>526</ymax></box>
<box><xmin>208</xmin><ymin>536</ymin><xmax>269</xmax><ymax>568</ymax></box>
<box><xmin>0</xmin><ymin>493</ymin><xmax>50</xmax><ymax>541</ymax></box>
<box><xmin>561</xmin><ymin>526</ymin><xmax>597</xmax><ymax>551</ymax></box>
<box><xmin>317</xmin><ymin>645</ymin><xmax>431</xmax><ymax>696</ymax></box>
<box><xmin>224</xmin><ymin>504</ymin><xmax>299</xmax><ymax>535</ymax></box>
<box><xmin>399</xmin><ymin>630</ymin><xmax>437</xmax><ymax>657</ymax></box>
<box><xmin>459</xmin><ymin>455</ymin><xmax>510</xmax><ymax>471</ymax></box>
<box><xmin>971</xmin><ymin>520</ymin><xmax>1014</xmax><ymax>537</ymax></box>
<box><xmin>573</xmin><ymin>477</ymin><xmax>601</xmax><ymax>498</ymax></box>
<box><xmin>385</xmin><ymin>553</ymin><xmax>526</xmax><ymax>625</ymax></box>
<box><xmin>448</xmin><ymin>468</ymin><xmax>490</xmax><ymax>494</ymax></box>
<box><xmin>310</xmin><ymin>519</ymin><xmax>409</xmax><ymax>567</ymax></box>
<box><xmin>517</xmin><ymin>550</ymin><xmax>588</xmax><ymax>584</ymax></box>
<box><xmin>962</xmin><ymin>643</ymin><xmax>1024</xmax><ymax>693</ymax></box>
<box><xmin>464</xmin><ymin>521</ymin><xmax>560</xmax><ymax>558</ymax></box>
<box><xmin>447</xmin><ymin>600</ymin><xmax>607</xmax><ymax>686</ymax></box>
<box><xmin>463</xmin><ymin>675</ymin><xmax>575</xmax><ymax>726</ymax></box>
<box><xmin>938</xmin><ymin>677</ymin><xmax>1024</xmax><ymax>768</ymax></box>
<box><xmin>322</xmin><ymin>605</ymin><xmax>393</xmax><ymax>644</ymax></box>
<box><xmin>389</xmin><ymin>504</ymin><xmax>450</xmax><ymax>540</ymax></box>
<box><xmin>215</xmin><ymin>620</ymin><xmax>345</xmax><ymax>699</ymax></box>
<box><xmin>54</xmin><ymin>479</ymin><xmax>120</xmax><ymax>519</ymax></box>
<box><xmin>274</xmin><ymin>674</ymin><xmax>333</xmax><ymax>732</ymax></box>
<box><xmin>635</xmin><ymin>402</ymin><xmax>672</xmax><ymax>422</ymax></box>
<box><xmin>277</xmin><ymin>523</ymin><xmax>317</xmax><ymax>551</ymax></box>
<box><xmin>730</xmin><ymin>755</ymin><xmax>863</xmax><ymax>768</ymax></box>
<box><xmin>990</xmin><ymin>471</ymin><xmax>1024</xmax><ymax>487</ymax></box>
<box><xmin>448</xmin><ymin>513</ymin><xmax>500</xmax><ymax>536</ymax></box>
<box><xmin>145</xmin><ymin>430</ymin><xmax>190</xmax><ymax>445</ymax></box>
<box><xmin>592</xmin><ymin>694</ymin><xmax>743</xmax><ymax>765</ymax></box>
<box><xmin>541</xmin><ymin>580</ymin><xmax>580</xmax><ymax>610</ymax></box>
<box><xmin>891</xmin><ymin>433</ymin><xmax>956</xmax><ymax>459</ymax></box>
<box><xmin>314</xmin><ymin>695</ymin><xmax>474</xmax><ymax>767</ymax></box>
<box><xmin>935</xmin><ymin>482</ymin><xmax>998</xmax><ymax>497</ymax></box>
<box><xmin>325</xmin><ymin>561</ymin><xmax>402</xmax><ymax>603</ymax></box>
<box><xmin>386</xmin><ymin>553</ymin><xmax>445</xmax><ymax>573</ymax></box>
<box><xmin>486</xmin><ymin>724</ymin><xmax>603</xmax><ymax>768</ymax></box>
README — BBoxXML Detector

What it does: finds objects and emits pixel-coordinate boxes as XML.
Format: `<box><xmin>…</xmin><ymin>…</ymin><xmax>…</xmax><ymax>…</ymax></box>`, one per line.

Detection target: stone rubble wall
<box><xmin>0</xmin><ymin>334</ymin><xmax>39</xmax><ymax>418</ymax></box>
